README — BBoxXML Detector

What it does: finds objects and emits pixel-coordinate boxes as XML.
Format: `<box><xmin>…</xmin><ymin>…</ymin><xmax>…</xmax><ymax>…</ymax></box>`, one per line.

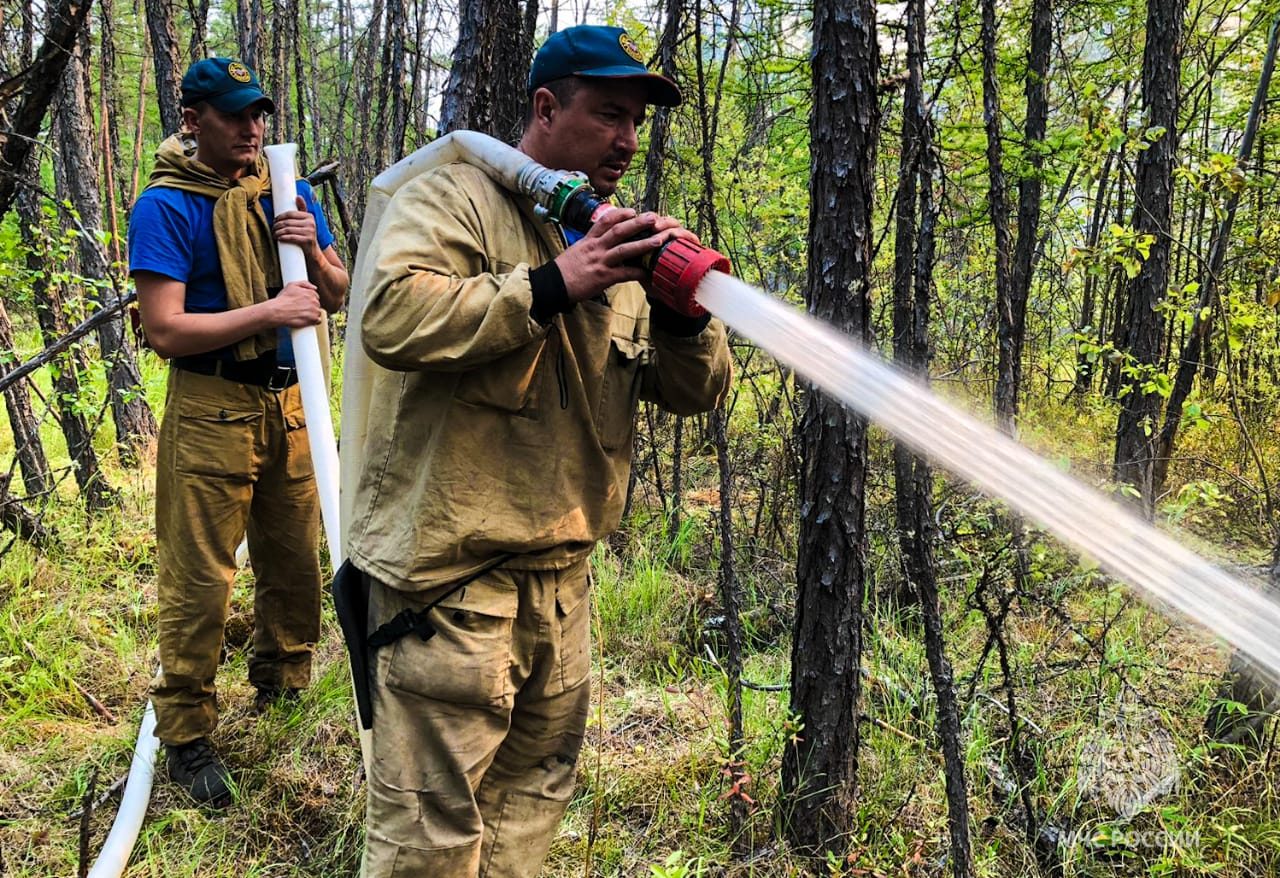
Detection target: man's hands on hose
<box><xmin>555</xmin><ymin>209</ymin><xmax>700</xmax><ymax>302</ymax></box>
<box><xmin>268</xmin><ymin>280</ymin><xmax>324</xmax><ymax>328</ymax></box>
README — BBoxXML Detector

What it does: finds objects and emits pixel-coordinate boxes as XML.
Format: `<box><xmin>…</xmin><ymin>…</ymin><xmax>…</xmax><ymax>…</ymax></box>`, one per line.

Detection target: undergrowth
<box><xmin>2</xmin><ymin>330</ymin><xmax>1279</xmax><ymax>876</ymax></box>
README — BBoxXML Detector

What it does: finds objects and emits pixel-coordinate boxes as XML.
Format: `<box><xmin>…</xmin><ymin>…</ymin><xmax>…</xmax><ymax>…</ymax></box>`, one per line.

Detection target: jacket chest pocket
<box><xmin>595</xmin><ymin>336</ymin><xmax>647</xmax><ymax>451</ymax></box>
<box><xmin>174</xmin><ymin>398</ymin><xmax>262</xmax><ymax>479</ymax></box>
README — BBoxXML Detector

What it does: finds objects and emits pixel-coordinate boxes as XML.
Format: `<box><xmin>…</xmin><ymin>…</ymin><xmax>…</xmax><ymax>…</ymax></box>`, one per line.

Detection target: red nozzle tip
<box><xmin>649</xmin><ymin>238</ymin><xmax>731</xmax><ymax>318</ymax></box>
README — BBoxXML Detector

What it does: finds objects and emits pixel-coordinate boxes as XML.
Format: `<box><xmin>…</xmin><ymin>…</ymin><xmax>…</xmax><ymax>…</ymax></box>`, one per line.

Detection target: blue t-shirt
<box><xmin>128</xmin><ymin>178</ymin><xmax>335</xmax><ymax>364</ymax></box>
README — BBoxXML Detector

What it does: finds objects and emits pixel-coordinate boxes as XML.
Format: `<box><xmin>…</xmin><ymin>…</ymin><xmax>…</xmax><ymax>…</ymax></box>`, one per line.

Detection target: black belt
<box><xmin>174</xmin><ymin>356</ymin><xmax>298</xmax><ymax>391</ymax></box>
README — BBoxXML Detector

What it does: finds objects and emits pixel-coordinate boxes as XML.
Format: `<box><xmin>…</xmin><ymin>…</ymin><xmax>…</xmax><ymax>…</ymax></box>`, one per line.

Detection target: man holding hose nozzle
<box><xmin>128</xmin><ymin>58</ymin><xmax>347</xmax><ymax>806</ymax></box>
<box><xmin>343</xmin><ymin>25</ymin><xmax>731</xmax><ymax>878</ymax></box>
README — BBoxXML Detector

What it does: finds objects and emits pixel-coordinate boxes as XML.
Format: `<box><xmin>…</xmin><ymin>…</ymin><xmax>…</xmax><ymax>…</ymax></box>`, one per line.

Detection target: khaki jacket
<box><xmin>347</xmin><ymin>161</ymin><xmax>731</xmax><ymax>590</ymax></box>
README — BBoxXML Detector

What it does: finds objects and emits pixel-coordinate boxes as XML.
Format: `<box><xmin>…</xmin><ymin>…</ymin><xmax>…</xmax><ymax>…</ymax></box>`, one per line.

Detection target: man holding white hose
<box><xmin>128</xmin><ymin>57</ymin><xmax>347</xmax><ymax>806</ymax></box>
<box><xmin>345</xmin><ymin>25</ymin><xmax>731</xmax><ymax>878</ymax></box>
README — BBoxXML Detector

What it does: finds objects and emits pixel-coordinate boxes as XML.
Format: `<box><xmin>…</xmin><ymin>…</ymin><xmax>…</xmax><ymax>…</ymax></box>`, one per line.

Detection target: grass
<box><xmin>3</xmin><ymin>327</ymin><xmax>1280</xmax><ymax>876</ymax></box>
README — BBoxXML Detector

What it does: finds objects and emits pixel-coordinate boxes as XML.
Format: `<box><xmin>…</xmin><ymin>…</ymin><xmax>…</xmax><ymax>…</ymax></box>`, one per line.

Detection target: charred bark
<box><xmin>438</xmin><ymin>0</ymin><xmax>526</xmax><ymax>141</ymax></box>
<box><xmin>782</xmin><ymin>0</ymin><xmax>878</xmax><ymax>854</ymax></box>
<box><xmin>143</xmin><ymin>0</ymin><xmax>184</xmax><ymax>135</ymax></box>
<box><xmin>981</xmin><ymin>0</ymin><xmax>1015</xmax><ymax>432</ymax></box>
<box><xmin>1114</xmin><ymin>0</ymin><xmax>1185</xmax><ymax>516</ymax></box>
<box><xmin>18</xmin><ymin>156</ymin><xmax>114</xmax><ymax>511</ymax></box>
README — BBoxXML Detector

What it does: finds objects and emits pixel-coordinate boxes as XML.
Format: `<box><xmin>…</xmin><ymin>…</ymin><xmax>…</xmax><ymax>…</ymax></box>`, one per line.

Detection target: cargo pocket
<box><xmin>383</xmin><ymin>586</ymin><xmax>519</xmax><ymax>708</ymax></box>
<box><xmin>595</xmin><ymin>336</ymin><xmax>646</xmax><ymax>450</ymax></box>
<box><xmin>174</xmin><ymin>397</ymin><xmax>261</xmax><ymax>478</ymax></box>
<box><xmin>556</xmin><ymin>575</ymin><xmax>591</xmax><ymax>693</ymax></box>
<box><xmin>283</xmin><ymin>406</ymin><xmax>313</xmax><ymax>480</ymax></box>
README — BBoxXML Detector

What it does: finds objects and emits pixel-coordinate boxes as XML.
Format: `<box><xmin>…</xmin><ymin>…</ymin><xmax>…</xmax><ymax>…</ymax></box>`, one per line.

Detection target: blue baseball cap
<box><xmin>181</xmin><ymin>58</ymin><xmax>276</xmax><ymax>114</ymax></box>
<box><xmin>528</xmin><ymin>25</ymin><xmax>682</xmax><ymax>107</ymax></box>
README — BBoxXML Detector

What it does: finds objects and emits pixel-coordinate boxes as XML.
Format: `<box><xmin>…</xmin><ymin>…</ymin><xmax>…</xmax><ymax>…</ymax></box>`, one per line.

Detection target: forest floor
<box><xmin>2</xmin><ymin>343</ymin><xmax>1280</xmax><ymax>877</ymax></box>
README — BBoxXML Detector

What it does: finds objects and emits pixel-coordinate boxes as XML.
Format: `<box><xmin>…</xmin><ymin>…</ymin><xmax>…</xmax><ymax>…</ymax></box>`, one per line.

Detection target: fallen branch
<box><xmin>0</xmin><ymin>291</ymin><xmax>137</xmax><ymax>395</ymax></box>
<box><xmin>74</xmin><ymin>681</ymin><xmax>118</xmax><ymax>724</ymax></box>
<box><xmin>67</xmin><ymin>772</ymin><xmax>128</xmax><ymax>821</ymax></box>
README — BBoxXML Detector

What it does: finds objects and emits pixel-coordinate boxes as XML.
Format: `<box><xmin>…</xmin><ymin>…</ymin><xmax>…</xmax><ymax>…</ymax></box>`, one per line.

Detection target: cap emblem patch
<box><xmin>228</xmin><ymin>62</ymin><xmax>252</xmax><ymax>83</ymax></box>
<box><xmin>618</xmin><ymin>33</ymin><xmax>645</xmax><ymax>63</ymax></box>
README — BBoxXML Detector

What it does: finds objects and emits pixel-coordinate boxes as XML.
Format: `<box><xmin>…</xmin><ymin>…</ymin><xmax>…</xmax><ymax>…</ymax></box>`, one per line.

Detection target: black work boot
<box><xmin>253</xmin><ymin>686</ymin><xmax>302</xmax><ymax>714</ymax></box>
<box><xmin>166</xmin><ymin>737</ymin><xmax>232</xmax><ymax>806</ymax></box>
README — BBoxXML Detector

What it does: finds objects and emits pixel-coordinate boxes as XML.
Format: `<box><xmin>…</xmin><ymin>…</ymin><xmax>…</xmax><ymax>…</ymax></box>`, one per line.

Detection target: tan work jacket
<box><xmin>346</xmin><ymin>161</ymin><xmax>732</xmax><ymax>591</ymax></box>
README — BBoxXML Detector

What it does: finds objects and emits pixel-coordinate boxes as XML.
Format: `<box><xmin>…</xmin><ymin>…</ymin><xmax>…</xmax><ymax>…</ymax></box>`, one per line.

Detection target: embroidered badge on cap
<box><xmin>228</xmin><ymin>62</ymin><xmax>252</xmax><ymax>83</ymax></box>
<box><xmin>618</xmin><ymin>33</ymin><xmax>645</xmax><ymax>63</ymax></box>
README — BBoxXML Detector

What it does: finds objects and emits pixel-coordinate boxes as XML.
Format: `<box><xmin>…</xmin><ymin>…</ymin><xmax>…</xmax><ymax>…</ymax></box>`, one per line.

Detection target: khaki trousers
<box><xmin>151</xmin><ymin>368</ymin><xmax>321</xmax><ymax>744</ymax></box>
<box><xmin>361</xmin><ymin>558</ymin><xmax>592</xmax><ymax>878</ymax></box>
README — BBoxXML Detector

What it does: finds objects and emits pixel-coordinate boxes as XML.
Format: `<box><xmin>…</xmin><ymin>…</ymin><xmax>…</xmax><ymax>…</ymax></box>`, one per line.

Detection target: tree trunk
<box><xmin>1074</xmin><ymin>148</ymin><xmax>1115</xmax><ymax>397</ymax></box>
<box><xmin>641</xmin><ymin>0</ymin><xmax>684</xmax><ymax>213</ymax></box>
<box><xmin>143</xmin><ymin>0</ymin><xmax>184</xmax><ymax>135</ymax></box>
<box><xmin>1114</xmin><ymin>0</ymin><xmax>1185</xmax><ymax>516</ymax></box>
<box><xmin>438</xmin><ymin>0</ymin><xmax>526</xmax><ymax>141</ymax></box>
<box><xmin>235</xmin><ymin>0</ymin><xmax>264</xmax><ymax>70</ymax></box>
<box><xmin>372</xmin><ymin>0</ymin><xmax>408</xmax><ymax>163</ymax></box>
<box><xmin>890</xmin><ymin>2</ymin><xmax>973</xmax><ymax>873</ymax></box>
<box><xmin>1007</xmin><ymin>0</ymin><xmax>1052</xmax><ymax>423</ymax></box>
<box><xmin>981</xmin><ymin>0</ymin><xmax>1015</xmax><ymax>432</ymax></box>
<box><xmin>18</xmin><ymin>156</ymin><xmax>114</xmax><ymax>511</ymax></box>
<box><xmin>782</xmin><ymin>0</ymin><xmax>877</xmax><ymax>854</ymax></box>
<box><xmin>55</xmin><ymin>17</ymin><xmax>156</xmax><ymax>463</ymax></box>
<box><xmin>0</xmin><ymin>298</ymin><xmax>54</xmax><ymax>498</ymax></box>
<box><xmin>0</xmin><ymin>0</ymin><xmax>95</xmax><ymax>219</ymax></box>
<box><xmin>1206</xmin><ymin>540</ymin><xmax>1280</xmax><ymax>746</ymax></box>
<box><xmin>186</xmin><ymin>0</ymin><xmax>210</xmax><ymax>62</ymax></box>
<box><xmin>1152</xmin><ymin>15</ymin><xmax>1280</xmax><ymax>499</ymax></box>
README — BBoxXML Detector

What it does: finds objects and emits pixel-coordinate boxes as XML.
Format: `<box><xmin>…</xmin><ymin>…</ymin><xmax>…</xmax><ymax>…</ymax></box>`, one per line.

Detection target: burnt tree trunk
<box><xmin>143</xmin><ymin>0</ymin><xmax>184</xmax><ymax>135</ymax></box>
<box><xmin>782</xmin><ymin>0</ymin><xmax>878</xmax><ymax>854</ymax></box>
<box><xmin>890</xmin><ymin>1</ymin><xmax>973</xmax><ymax>873</ymax></box>
<box><xmin>186</xmin><ymin>0</ymin><xmax>210</xmax><ymax>62</ymax></box>
<box><xmin>1114</xmin><ymin>0</ymin><xmax>1185</xmax><ymax>516</ymax></box>
<box><xmin>438</xmin><ymin>0</ymin><xmax>526</xmax><ymax>140</ymax></box>
<box><xmin>1073</xmin><ymin>148</ymin><xmax>1115</xmax><ymax>397</ymax></box>
<box><xmin>55</xmin><ymin>18</ymin><xmax>156</xmax><ymax>463</ymax></box>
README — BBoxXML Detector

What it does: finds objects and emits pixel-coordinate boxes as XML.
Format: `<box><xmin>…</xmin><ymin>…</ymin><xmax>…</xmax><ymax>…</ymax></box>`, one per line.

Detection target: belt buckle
<box><xmin>266</xmin><ymin>365</ymin><xmax>294</xmax><ymax>391</ymax></box>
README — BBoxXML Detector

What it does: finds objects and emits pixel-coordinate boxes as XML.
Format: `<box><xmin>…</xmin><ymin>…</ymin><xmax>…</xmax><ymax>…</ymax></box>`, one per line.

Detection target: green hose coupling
<box><xmin>544</xmin><ymin>174</ymin><xmax>591</xmax><ymax>224</ymax></box>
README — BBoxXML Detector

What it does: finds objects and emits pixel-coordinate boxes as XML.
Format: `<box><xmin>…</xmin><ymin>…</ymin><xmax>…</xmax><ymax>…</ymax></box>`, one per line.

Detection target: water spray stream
<box><xmin>695</xmin><ymin>270</ymin><xmax>1280</xmax><ymax>681</ymax></box>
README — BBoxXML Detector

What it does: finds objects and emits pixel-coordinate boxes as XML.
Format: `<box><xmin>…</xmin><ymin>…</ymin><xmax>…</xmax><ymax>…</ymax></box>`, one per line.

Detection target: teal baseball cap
<box><xmin>528</xmin><ymin>25</ymin><xmax>682</xmax><ymax>107</ymax></box>
<box><xmin>181</xmin><ymin>58</ymin><xmax>276</xmax><ymax>114</ymax></box>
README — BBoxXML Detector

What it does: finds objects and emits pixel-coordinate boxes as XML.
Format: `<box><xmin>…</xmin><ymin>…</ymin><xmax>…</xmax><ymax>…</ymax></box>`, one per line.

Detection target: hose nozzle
<box><xmin>646</xmin><ymin>238</ymin><xmax>731</xmax><ymax>318</ymax></box>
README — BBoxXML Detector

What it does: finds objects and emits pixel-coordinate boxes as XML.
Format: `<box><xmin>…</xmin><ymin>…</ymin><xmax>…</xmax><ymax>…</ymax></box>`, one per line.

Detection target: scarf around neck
<box><xmin>144</xmin><ymin>134</ymin><xmax>282</xmax><ymax>361</ymax></box>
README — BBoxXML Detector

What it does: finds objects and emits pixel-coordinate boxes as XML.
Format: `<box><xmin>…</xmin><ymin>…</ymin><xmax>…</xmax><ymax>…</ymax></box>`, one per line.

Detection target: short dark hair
<box><xmin>523</xmin><ymin>75</ymin><xmax>585</xmax><ymax>127</ymax></box>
